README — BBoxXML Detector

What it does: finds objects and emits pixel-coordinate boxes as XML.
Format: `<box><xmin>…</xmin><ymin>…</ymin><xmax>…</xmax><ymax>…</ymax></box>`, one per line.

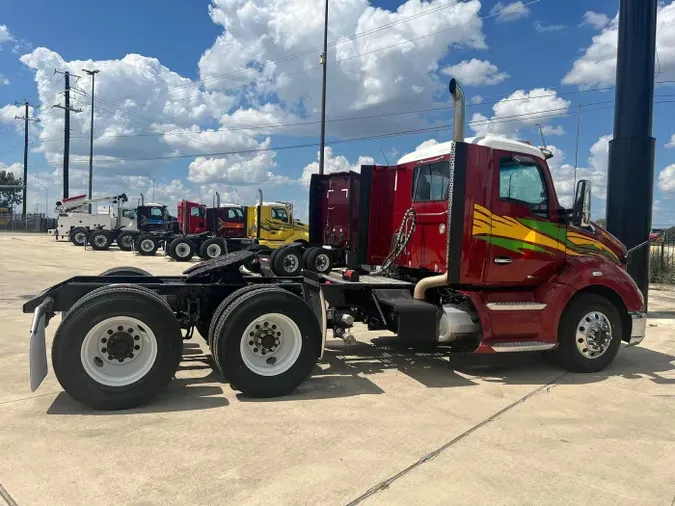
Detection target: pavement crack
<box><xmin>346</xmin><ymin>372</ymin><xmax>569</xmax><ymax>506</ymax></box>
<box><xmin>0</xmin><ymin>483</ymin><xmax>18</xmax><ymax>506</ymax></box>
<box><xmin>0</xmin><ymin>391</ymin><xmax>62</xmax><ymax>406</ymax></box>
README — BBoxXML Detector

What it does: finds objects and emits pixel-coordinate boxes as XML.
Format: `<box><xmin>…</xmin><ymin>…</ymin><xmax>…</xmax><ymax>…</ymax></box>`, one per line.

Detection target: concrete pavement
<box><xmin>0</xmin><ymin>234</ymin><xmax>673</xmax><ymax>505</ymax></box>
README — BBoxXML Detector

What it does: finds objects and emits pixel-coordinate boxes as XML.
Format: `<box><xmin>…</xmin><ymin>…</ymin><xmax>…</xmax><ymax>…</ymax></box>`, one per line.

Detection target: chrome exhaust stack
<box><xmin>449</xmin><ymin>78</ymin><xmax>465</xmax><ymax>142</ymax></box>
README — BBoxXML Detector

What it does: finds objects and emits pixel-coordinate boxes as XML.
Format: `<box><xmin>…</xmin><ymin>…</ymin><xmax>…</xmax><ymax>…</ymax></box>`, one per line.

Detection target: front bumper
<box><xmin>627</xmin><ymin>311</ymin><xmax>647</xmax><ymax>346</ymax></box>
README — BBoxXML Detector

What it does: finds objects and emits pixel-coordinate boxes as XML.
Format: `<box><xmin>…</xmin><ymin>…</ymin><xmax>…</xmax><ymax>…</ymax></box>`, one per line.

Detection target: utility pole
<box><xmin>52</xmin><ymin>71</ymin><xmax>82</xmax><ymax>199</ymax></box>
<box><xmin>82</xmin><ymin>68</ymin><xmax>99</xmax><ymax>213</ymax></box>
<box><xmin>606</xmin><ymin>0</ymin><xmax>658</xmax><ymax>308</ymax></box>
<box><xmin>318</xmin><ymin>0</ymin><xmax>329</xmax><ymax>176</ymax></box>
<box><xmin>14</xmin><ymin>100</ymin><xmax>39</xmax><ymax>215</ymax></box>
<box><xmin>572</xmin><ymin>104</ymin><xmax>582</xmax><ymax>192</ymax></box>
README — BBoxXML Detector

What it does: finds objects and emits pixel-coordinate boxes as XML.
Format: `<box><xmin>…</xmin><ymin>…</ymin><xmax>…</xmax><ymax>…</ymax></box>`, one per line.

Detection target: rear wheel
<box><xmin>89</xmin><ymin>230</ymin><xmax>112</xmax><ymax>251</ymax></box>
<box><xmin>135</xmin><ymin>235</ymin><xmax>159</xmax><ymax>256</ymax></box>
<box><xmin>116</xmin><ymin>232</ymin><xmax>136</xmax><ymax>251</ymax></box>
<box><xmin>199</xmin><ymin>238</ymin><xmax>226</xmax><ymax>259</ymax></box>
<box><xmin>52</xmin><ymin>285</ymin><xmax>183</xmax><ymax>410</ymax></box>
<box><xmin>70</xmin><ymin>227</ymin><xmax>88</xmax><ymax>247</ymax></box>
<box><xmin>100</xmin><ymin>267</ymin><xmax>152</xmax><ymax>277</ymax></box>
<box><xmin>212</xmin><ymin>288</ymin><xmax>320</xmax><ymax>397</ymax></box>
<box><xmin>169</xmin><ymin>238</ymin><xmax>195</xmax><ymax>261</ymax></box>
<box><xmin>305</xmin><ymin>247</ymin><xmax>333</xmax><ymax>273</ymax></box>
<box><xmin>556</xmin><ymin>294</ymin><xmax>622</xmax><ymax>373</ymax></box>
<box><xmin>272</xmin><ymin>247</ymin><xmax>303</xmax><ymax>276</ymax></box>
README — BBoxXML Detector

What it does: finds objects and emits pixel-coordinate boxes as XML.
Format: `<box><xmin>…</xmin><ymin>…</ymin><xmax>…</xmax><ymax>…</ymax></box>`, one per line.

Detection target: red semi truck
<box><xmin>23</xmin><ymin>79</ymin><xmax>646</xmax><ymax>410</ymax></box>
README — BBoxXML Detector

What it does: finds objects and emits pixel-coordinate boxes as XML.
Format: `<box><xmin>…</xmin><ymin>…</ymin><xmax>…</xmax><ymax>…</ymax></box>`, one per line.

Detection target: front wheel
<box><xmin>556</xmin><ymin>294</ymin><xmax>622</xmax><ymax>373</ymax></box>
<box><xmin>70</xmin><ymin>227</ymin><xmax>88</xmax><ymax>247</ymax></box>
<box><xmin>212</xmin><ymin>289</ymin><xmax>321</xmax><ymax>397</ymax></box>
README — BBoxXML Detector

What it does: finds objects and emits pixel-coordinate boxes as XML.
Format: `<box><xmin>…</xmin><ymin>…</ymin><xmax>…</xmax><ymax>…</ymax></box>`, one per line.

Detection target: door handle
<box><xmin>494</xmin><ymin>256</ymin><xmax>512</xmax><ymax>265</ymax></box>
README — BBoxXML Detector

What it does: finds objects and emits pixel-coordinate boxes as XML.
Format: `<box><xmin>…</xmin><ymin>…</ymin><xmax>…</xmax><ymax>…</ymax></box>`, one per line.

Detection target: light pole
<box><xmin>36</xmin><ymin>182</ymin><xmax>57</xmax><ymax>217</ymax></box>
<box><xmin>82</xmin><ymin>68</ymin><xmax>99</xmax><ymax>213</ymax></box>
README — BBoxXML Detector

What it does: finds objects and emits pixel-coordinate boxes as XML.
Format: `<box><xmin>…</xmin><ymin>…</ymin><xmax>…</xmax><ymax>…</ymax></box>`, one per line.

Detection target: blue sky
<box><xmin>0</xmin><ymin>0</ymin><xmax>674</xmax><ymax>224</ymax></box>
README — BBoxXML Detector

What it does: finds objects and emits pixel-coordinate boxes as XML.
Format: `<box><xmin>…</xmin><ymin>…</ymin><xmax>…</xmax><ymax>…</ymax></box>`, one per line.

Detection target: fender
<box><xmin>535</xmin><ymin>256</ymin><xmax>644</xmax><ymax>342</ymax></box>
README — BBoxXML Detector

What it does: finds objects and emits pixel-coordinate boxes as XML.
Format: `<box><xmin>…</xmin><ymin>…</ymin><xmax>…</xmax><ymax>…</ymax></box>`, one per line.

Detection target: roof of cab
<box><xmin>396</xmin><ymin>136</ymin><xmax>547</xmax><ymax>165</ymax></box>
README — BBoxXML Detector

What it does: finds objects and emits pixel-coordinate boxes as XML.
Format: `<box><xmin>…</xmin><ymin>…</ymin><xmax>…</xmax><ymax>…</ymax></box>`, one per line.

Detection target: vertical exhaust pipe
<box><xmin>215</xmin><ymin>192</ymin><xmax>220</xmax><ymax>233</ymax></box>
<box><xmin>140</xmin><ymin>193</ymin><xmax>144</xmax><ymax>206</ymax></box>
<box><xmin>414</xmin><ymin>79</ymin><xmax>464</xmax><ymax>301</ymax></box>
<box><xmin>256</xmin><ymin>189</ymin><xmax>263</xmax><ymax>240</ymax></box>
<box><xmin>449</xmin><ymin>78</ymin><xmax>465</xmax><ymax>142</ymax></box>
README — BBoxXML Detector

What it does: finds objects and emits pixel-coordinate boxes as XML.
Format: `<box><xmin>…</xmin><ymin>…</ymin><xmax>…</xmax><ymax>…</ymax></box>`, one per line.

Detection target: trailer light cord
<box><xmin>373</xmin><ymin>208</ymin><xmax>416</xmax><ymax>276</ymax></box>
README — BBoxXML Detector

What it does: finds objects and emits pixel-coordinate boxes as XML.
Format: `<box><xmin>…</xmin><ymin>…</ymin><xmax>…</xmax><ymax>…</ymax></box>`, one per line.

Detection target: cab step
<box><xmin>491</xmin><ymin>341</ymin><xmax>556</xmax><ymax>352</ymax></box>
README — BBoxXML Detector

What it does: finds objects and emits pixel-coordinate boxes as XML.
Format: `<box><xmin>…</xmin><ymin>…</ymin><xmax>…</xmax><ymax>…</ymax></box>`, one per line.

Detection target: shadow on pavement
<box><xmin>647</xmin><ymin>310</ymin><xmax>675</xmax><ymax>319</ymax></box>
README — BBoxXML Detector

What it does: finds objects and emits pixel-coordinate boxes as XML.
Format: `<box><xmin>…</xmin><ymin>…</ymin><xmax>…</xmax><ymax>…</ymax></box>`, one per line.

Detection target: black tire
<box><xmin>52</xmin><ymin>284</ymin><xmax>183</xmax><ymax>410</ymax></box>
<box><xmin>305</xmin><ymin>247</ymin><xmax>333</xmax><ymax>273</ymax></box>
<box><xmin>135</xmin><ymin>235</ymin><xmax>159</xmax><ymax>256</ymax></box>
<box><xmin>556</xmin><ymin>294</ymin><xmax>623</xmax><ymax>373</ymax></box>
<box><xmin>89</xmin><ymin>230</ymin><xmax>112</xmax><ymax>251</ymax></box>
<box><xmin>199</xmin><ymin>238</ymin><xmax>226</xmax><ymax>259</ymax></box>
<box><xmin>245</xmin><ymin>244</ymin><xmax>263</xmax><ymax>252</ymax></box>
<box><xmin>208</xmin><ymin>285</ymin><xmax>287</xmax><ymax>350</ymax></box>
<box><xmin>116</xmin><ymin>231</ymin><xmax>136</xmax><ymax>252</ymax></box>
<box><xmin>272</xmin><ymin>247</ymin><xmax>303</xmax><ymax>276</ymax></box>
<box><xmin>169</xmin><ymin>238</ymin><xmax>195</xmax><ymax>261</ymax></box>
<box><xmin>70</xmin><ymin>227</ymin><xmax>88</xmax><ymax>247</ymax></box>
<box><xmin>99</xmin><ymin>267</ymin><xmax>152</xmax><ymax>277</ymax></box>
<box><xmin>196</xmin><ymin>320</ymin><xmax>210</xmax><ymax>343</ymax></box>
<box><xmin>212</xmin><ymin>289</ymin><xmax>321</xmax><ymax>397</ymax></box>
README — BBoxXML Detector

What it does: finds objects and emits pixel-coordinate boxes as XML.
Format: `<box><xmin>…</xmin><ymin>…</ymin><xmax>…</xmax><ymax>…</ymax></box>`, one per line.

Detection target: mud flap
<box><xmin>29</xmin><ymin>298</ymin><xmax>53</xmax><ymax>391</ymax></box>
<box><xmin>302</xmin><ymin>272</ymin><xmax>327</xmax><ymax>358</ymax></box>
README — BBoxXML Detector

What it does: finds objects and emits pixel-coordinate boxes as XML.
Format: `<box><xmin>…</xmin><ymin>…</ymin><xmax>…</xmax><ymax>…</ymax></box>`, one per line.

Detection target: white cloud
<box><xmin>415</xmin><ymin>139</ymin><xmax>439</xmax><ymax>150</ymax></box>
<box><xmin>198</xmin><ymin>0</ymin><xmax>486</xmax><ymax>138</ymax></box>
<box><xmin>581</xmin><ymin>11</ymin><xmax>610</xmax><ymax>30</ymax></box>
<box><xmin>534</xmin><ymin>21</ymin><xmax>566</xmax><ymax>33</ymax></box>
<box><xmin>469</xmin><ymin>88</ymin><xmax>570</xmax><ymax>138</ymax></box>
<box><xmin>489</xmin><ymin>1</ymin><xmax>530</xmax><ymax>23</ymax></box>
<box><xmin>0</xmin><ymin>104</ymin><xmax>29</xmax><ymax>133</ymax></box>
<box><xmin>548</xmin><ymin>135</ymin><xmax>611</xmax><ymax>208</ymax></box>
<box><xmin>0</xmin><ymin>162</ymin><xmax>23</xmax><ymax>179</ymax></box>
<box><xmin>0</xmin><ymin>75</ymin><xmax>8</xmax><ymax>86</ymax></box>
<box><xmin>298</xmin><ymin>147</ymin><xmax>374</xmax><ymax>187</ymax></box>
<box><xmin>658</xmin><ymin>164</ymin><xmax>675</xmax><ymax>192</ymax></box>
<box><xmin>541</xmin><ymin>124</ymin><xmax>565</xmax><ymax>136</ymax></box>
<box><xmin>563</xmin><ymin>1</ymin><xmax>675</xmax><ymax>88</ymax></box>
<box><xmin>0</xmin><ymin>25</ymin><xmax>13</xmax><ymax>46</ymax></box>
<box><xmin>441</xmin><ymin>59</ymin><xmax>508</xmax><ymax>86</ymax></box>
<box><xmin>470</xmin><ymin>95</ymin><xmax>483</xmax><ymax>104</ymax></box>
<box><xmin>666</xmin><ymin>133</ymin><xmax>675</xmax><ymax>148</ymax></box>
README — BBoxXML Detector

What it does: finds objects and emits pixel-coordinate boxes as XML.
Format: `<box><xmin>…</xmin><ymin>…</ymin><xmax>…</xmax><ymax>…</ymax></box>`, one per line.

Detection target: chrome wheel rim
<box><xmin>121</xmin><ymin>236</ymin><xmax>133</xmax><ymax>248</ymax></box>
<box><xmin>80</xmin><ymin>316</ymin><xmax>158</xmax><ymax>387</ymax></box>
<box><xmin>74</xmin><ymin>232</ymin><xmax>86</xmax><ymax>244</ymax></box>
<box><xmin>175</xmin><ymin>243</ymin><xmax>190</xmax><ymax>258</ymax></box>
<box><xmin>576</xmin><ymin>311</ymin><xmax>612</xmax><ymax>359</ymax></box>
<box><xmin>94</xmin><ymin>235</ymin><xmax>107</xmax><ymax>247</ymax></box>
<box><xmin>239</xmin><ymin>313</ymin><xmax>302</xmax><ymax>376</ymax></box>
<box><xmin>282</xmin><ymin>253</ymin><xmax>299</xmax><ymax>273</ymax></box>
<box><xmin>141</xmin><ymin>239</ymin><xmax>154</xmax><ymax>252</ymax></box>
<box><xmin>206</xmin><ymin>244</ymin><xmax>222</xmax><ymax>258</ymax></box>
<box><xmin>314</xmin><ymin>252</ymin><xmax>330</xmax><ymax>272</ymax></box>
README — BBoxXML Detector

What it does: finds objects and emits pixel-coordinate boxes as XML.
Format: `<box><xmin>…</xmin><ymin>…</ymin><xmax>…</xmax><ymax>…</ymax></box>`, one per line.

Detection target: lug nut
<box><xmin>101</xmin><ymin>338</ymin><xmax>107</xmax><ymax>343</ymax></box>
<box><xmin>107</xmin><ymin>330</ymin><xmax>113</xmax><ymax>335</ymax></box>
<box><xmin>118</xmin><ymin>358</ymin><xmax>124</xmax><ymax>362</ymax></box>
<box><xmin>102</xmin><ymin>348</ymin><xmax>107</xmax><ymax>353</ymax></box>
<box><xmin>134</xmin><ymin>336</ymin><xmax>140</xmax><ymax>341</ymax></box>
<box><xmin>129</xmin><ymin>353</ymin><xmax>134</xmax><ymax>359</ymax></box>
<box><xmin>249</xmin><ymin>340</ymin><xmax>254</xmax><ymax>345</ymax></box>
<box><xmin>128</xmin><ymin>328</ymin><xmax>133</xmax><ymax>333</ymax></box>
<box><xmin>118</xmin><ymin>326</ymin><xmax>123</xmax><ymax>331</ymax></box>
<box><xmin>134</xmin><ymin>345</ymin><xmax>140</xmax><ymax>350</ymax></box>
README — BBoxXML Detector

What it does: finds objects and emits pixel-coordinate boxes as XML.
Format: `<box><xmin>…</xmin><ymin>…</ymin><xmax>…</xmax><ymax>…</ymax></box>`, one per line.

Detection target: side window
<box><xmin>412</xmin><ymin>162</ymin><xmax>450</xmax><ymax>202</ymax></box>
<box><xmin>151</xmin><ymin>207</ymin><xmax>164</xmax><ymax>217</ymax></box>
<box><xmin>272</xmin><ymin>207</ymin><xmax>289</xmax><ymax>222</ymax></box>
<box><xmin>227</xmin><ymin>209</ymin><xmax>243</xmax><ymax>220</ymax></box>
<box><xmin>499</xmin><ymin>158</ymin><xmax>548</xmax><ymax>215</ymax></box>
<box><xmin>190</xmin><ymin>207</ymin><xmax>204</xmax><ymax>218</ymax></box>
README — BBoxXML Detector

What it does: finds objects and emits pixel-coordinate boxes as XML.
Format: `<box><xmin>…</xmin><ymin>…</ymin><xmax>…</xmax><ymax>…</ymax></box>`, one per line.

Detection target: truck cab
<box><xmin>249</xmin><ymin>202</ymin><xmax>309</xmax><ymax>248</ymax></box>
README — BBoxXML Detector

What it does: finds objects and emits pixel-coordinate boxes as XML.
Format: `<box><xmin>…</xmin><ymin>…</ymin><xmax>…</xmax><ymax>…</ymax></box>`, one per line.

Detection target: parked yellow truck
<box><xmin>246</xmin><ymin>201</ymin><xmax>309</xmax><ymax>248</ymax></box>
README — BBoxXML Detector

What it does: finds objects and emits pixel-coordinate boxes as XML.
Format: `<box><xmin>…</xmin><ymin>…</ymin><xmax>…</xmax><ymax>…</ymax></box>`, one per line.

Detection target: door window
<box><xmin>227</xmin><ymin>208</ymin><xmax>244</xmax><ymax>220</ymax></box>
<box><xmin>190</xmin><ymin>206</ymin><xmax>204</xmax><ymax>218</ymax></box>
<box><xmin>151</xmin><ymin>207</ymin><xmax>164</xmax><ymax>217</ymax></box>
<box><xmin>499</xmin><ymin>158</ymin><xmax>548</xmax><ymax>216</ymax></box>
<box><xmin>412</xmin><ymin>162</ymin><xmax>450</xmax><ymax>202</ymax></box>
<box><xmin>272</xmin><ymin>207</ymin><xmax>289</xmax><ymax>222</ymax></box>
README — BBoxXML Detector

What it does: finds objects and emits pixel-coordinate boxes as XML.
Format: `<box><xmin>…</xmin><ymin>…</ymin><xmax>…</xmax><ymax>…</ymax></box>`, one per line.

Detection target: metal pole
<box><xmin>573</xmin><ymin>103</ymin><xmax>582</xmax><ymax>192</ymax></box>
<box><xmin>63</xmin><ymin>71</ymin><xmax>70</xmax><ymax>199</ymax></box>
<box><xmin>318</xmin><ymin>0</ymin><xmax>329</xmax><ymax>176</ymax></box>
<box><xmin>606</xmin><ymin>0</ymin><xmax>658</xmax><ymax>308</ymax></box>
<box><xmin>83</xmin><ymin>69</ymin><xmax>99</xmax><ymax>213</ymax></box>
<box><xmin>22</xmin><ymin>101</ymin><xmax>28</xmax><ymax>215</ymax></box>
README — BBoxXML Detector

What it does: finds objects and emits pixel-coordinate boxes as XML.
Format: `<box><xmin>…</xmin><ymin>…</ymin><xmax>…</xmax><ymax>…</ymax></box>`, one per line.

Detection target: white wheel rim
<box><xmin>141</xmin><ymin>240</ymin><xmax>154</xmax><ymax>252</ymax></box>
<box><xmin>75</xmin><ymin>232</ymin><xmax>86</xmax><ymax>244</ymax></box>
<box><xmin>207</xmin><ymin>244</ymin><xmax>222</xmax><ymax>257</ymax></box>
<box><xmin>576</xmin><ymin>311</ymin><xmax>612</xmax><ymax>359</ymax></box>
<box><xmin>315</xmin><ymin>253</ymin><xmax>330</xmax><ymax>272</ymax></box>
<box><xmin>175</xmin><ymin>243</ymin><xmax>190</xmax><ymax>258</ymax></box>
<box><xmin>94</xmin><ymin>235</ymin><xmax>107</xmax><ymax>247</ymax></box>
<box><xmin>282</xmin><ymin>253</ymin><xmax>299</xmax><ymax>273</ymax></box>
<box><xmin>240</xmin><ymin>313</ymin><xmax>302</xmax><ymax>376</ymax></box>
<box><xmin>80</xmin><ymin>316</ymin><xmax>158</xmax><ymax>387</ymax></box>
<box><xmin>121</xmin><ymin>236</ymin><xmax>133</xmax><ymax>248</ymax></box>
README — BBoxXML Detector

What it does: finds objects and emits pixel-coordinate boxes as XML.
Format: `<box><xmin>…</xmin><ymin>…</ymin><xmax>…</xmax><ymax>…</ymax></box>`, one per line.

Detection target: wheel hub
<box><xmin>75</xmin><ymin>233</ymin><xmax>86</xmax><ymax>244</ymax></box>
<box><xmin>101</xmin><ymin>325</ymin><xmax>142</xmax><ymax>363</ymax></box>
<box><xmin>576</xmin><ymin>312</ymin><xmax>612</xmax><ymax>358</ymax></box>
<box><xmin>207</xmin><ymin>244</ymin><xmax>221</xmax><ymax>257</ymax></box>
<box><xmin>282</xmin><ymin>255</ymin><xmax>298</xmax><ymax>273</ymax></box>
<box><xmin>315</xmin><ymin>253</ymin><xmax>329</xmax><ymax>272</ymax></box>
<box><xmin>94</xmin><ymin>235</ymin><xmax>107</xmax><ymax>247</ymax></box>
<box><xmin>176</xmin><ymin>244</ymin><xmax>189</xmax><ymax>257</ymax></box>
<box><xmin>141</xmin><ymin>240</ymin><xmax>154</xmax><ymax>252</ymax></box>
<box><xmin>246</xmin><ymin>321</ymin><xmax>281</xmax><ymax>356</ymax></box>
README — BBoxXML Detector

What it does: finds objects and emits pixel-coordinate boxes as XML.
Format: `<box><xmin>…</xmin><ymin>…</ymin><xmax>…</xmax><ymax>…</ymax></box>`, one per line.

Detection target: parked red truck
<box><xmin>24</xmin><ymin>79</ymin><xmax>646</xmax><ymax>410</ymax></box>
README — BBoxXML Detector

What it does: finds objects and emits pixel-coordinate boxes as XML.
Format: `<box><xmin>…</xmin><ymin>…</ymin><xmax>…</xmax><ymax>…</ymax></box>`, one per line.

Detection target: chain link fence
<box><xmin>0</xmin><ymin>213</ymin><xmax>57</xmax><ymax>233</ymax></box>
<box><xmin>650</xmin><ymin>239</ymin><xmax>675</xmax><ymax>284</ymax></box>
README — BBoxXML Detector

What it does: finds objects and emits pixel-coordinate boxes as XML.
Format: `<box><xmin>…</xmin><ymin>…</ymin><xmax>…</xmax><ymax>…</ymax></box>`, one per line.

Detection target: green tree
<box><xmin>595</xmin><ymin>218</ymin><xmax>606</xmax><ymax>228</ymax></box>
<box><xmin>0</xmin><ymin>170</ymin><xmax>23</xmax><ymax>208</ymax></box>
